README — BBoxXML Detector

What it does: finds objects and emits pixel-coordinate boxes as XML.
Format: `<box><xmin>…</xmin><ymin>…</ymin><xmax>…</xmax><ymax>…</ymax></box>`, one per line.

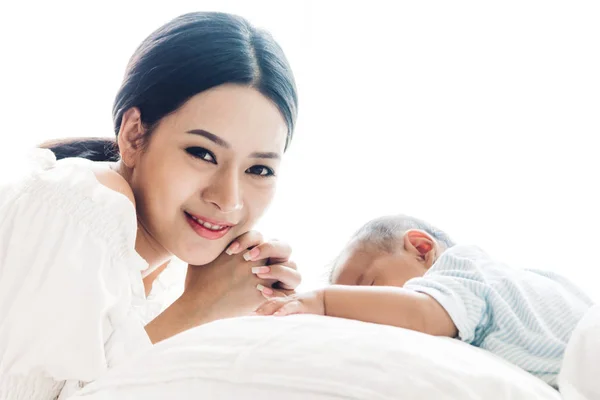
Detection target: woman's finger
<box><xmin>241</xmin><ymin>240</ymin><xmax>292</xmax><ymax>263</ymax></box>
<box><xmin>283</xmin><ymin>260</ymin><xmax>297</xmax><ymax>270</ymax></box>
<box><xmin>225</xmin><ymin>230</ymin><xmax>264</xmax><ymax>255</ymax></box>
<box><xmin>252</xmin><ymin>264</ymin><xmax>301</xmax><ymax>290</ymax></box>
<box><xmin>256</xmin><ymin>283</ymin><xmax>288</xmax><ymax>299</ymax></box>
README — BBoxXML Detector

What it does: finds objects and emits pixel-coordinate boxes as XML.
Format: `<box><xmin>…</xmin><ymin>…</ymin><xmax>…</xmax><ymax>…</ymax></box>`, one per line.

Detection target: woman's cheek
<box><xmin>248</xmin><ymin>185</ymin><xmax>277</xmax><ymax>222</ymax></box>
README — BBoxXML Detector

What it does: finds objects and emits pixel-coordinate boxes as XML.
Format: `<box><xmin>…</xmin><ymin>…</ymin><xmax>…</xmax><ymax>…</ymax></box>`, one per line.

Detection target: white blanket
<box><xmin>559</xmin><ymin>304</ymin><xmax>600</xmax><ymax>399</ymax></box>
<box><xmin>69</xmin><ymin>315</ymin><xmax>561</xmax><ymax>400</ymax></box>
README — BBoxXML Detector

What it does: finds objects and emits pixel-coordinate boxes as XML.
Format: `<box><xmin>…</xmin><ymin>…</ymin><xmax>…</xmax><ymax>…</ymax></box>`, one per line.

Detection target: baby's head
<box><xmin>329</xmin><ymin>215</ymin><xmax>455</xmax><ymax>287</ymax></box>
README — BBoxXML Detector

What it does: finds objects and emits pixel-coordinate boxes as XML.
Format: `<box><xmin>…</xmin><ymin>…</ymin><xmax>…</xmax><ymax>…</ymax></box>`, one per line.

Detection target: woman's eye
<box><xmin>186</xmin><ymin>147</ymin><xmax>216</xmax><ymax>164</ymax></box>
<box><xmin>246</xmin><ymin>165</ymin><xmax>275</xmax><ymax>177</ymax></box>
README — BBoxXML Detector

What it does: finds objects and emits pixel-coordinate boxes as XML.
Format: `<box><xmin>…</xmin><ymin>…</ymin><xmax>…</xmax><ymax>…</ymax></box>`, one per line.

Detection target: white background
<box><xmin>1</xmin><ymin>1</ymin><xmax>598</xmax><ymax>300</ymax></box>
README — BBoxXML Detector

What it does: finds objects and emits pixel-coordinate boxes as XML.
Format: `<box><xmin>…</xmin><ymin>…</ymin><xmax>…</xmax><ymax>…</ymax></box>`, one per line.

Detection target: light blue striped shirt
<box><xmin>404</xmin><ymin>245</ymin><xmax>593</xmax><ymax>387</ymax></box>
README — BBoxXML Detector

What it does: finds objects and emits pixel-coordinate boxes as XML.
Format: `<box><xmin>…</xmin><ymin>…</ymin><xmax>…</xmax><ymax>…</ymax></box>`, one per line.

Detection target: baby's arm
<box><xmin>255</xmin><ymin>286</ymin><xmax>458</xmax><ymax>337</ymax></box>
<box><xmin>324</xmin><ymin>286</ymin><xmax>457</xmax><ymax>336</ymax></box>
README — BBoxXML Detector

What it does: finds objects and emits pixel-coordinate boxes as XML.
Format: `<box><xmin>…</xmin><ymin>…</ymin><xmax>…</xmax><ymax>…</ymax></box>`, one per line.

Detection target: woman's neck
<box><xmin>109</xmin><ymin>160</ymin><xmax>172</xmax><ymax>279</ymax></box>
<box><xmin>142</xmin><ymin>260</ymin><xmax>170</xmax><ymax>297</ymax></box>
<box><xmin>136</xmin><ymin>218</ymin><xmax>173</xmax><ymax>297</ymax></box>
<box><xmin>135</xmin><ymin>223</ymin><xmax>172</xmax><ymax>272</ymax></box>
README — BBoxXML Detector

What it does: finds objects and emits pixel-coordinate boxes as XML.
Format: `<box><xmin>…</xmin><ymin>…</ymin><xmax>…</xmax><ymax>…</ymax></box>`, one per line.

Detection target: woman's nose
<box><xmin>201</xmin><ymin>167</ymin><xmax>243</xmax><ymax>213</ymax></box>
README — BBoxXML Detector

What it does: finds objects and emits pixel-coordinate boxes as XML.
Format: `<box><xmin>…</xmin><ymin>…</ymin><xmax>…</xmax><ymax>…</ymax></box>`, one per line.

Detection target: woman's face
<box><xmin>126</xmin><ymin>84</ymin><xmax>288</xmax><ymax>265</ymax></box>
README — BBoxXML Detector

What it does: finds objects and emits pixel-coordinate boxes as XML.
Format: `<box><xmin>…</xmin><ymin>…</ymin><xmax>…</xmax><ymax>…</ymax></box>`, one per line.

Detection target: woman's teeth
<box><xmin>190</xmin><ymin>214</ymin><xmax>225</xmax><ymax>231</ymax></box>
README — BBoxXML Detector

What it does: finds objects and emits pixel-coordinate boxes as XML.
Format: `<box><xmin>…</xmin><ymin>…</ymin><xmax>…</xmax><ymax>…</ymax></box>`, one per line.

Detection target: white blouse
<box><xmin>0</xmin><ymin>149</ymin><xmax>169</xmax><ymax>399</ymax></box>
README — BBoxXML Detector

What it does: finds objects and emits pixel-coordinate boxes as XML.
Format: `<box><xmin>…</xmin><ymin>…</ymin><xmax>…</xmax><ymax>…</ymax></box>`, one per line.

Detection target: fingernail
<box><xmin>243</xmin><ymin>248</ymin><xmax>260</xmax><ymax>261</ymax></box>
<box><xmin>226</xmin><ymin>242</ymin><xmax>240</xmax><ymax>255</ymax></box>
<box><xmin>251</xmin><ymin>266</ymin><xmax>270</xmax><ymax>274</ymax></box>
<box><xmin>256</xmin><ymin>284</ymin><xmax>273</xmax><ymax>295</ymax></box>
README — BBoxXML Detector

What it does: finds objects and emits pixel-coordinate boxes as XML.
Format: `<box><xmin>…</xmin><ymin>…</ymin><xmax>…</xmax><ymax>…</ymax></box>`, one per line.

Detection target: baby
<box><xmin>255</xmin><ymin>214</ymin><xmax>594</xmax><ymax>387</ymax></box>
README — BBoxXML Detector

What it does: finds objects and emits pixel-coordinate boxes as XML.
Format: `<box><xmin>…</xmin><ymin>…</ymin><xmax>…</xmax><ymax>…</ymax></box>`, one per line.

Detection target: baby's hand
<box><xmin>254</xmin><ymin>289</ymin><xmax>326</xmax><ymax>316</ymax></box>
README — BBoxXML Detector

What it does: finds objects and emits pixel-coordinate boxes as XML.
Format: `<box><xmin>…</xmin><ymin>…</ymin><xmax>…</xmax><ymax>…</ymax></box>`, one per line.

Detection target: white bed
<box><xmin>69</xmin><ymin>315</ymin><xmax>561</xmax><ymax>400</ymax></box>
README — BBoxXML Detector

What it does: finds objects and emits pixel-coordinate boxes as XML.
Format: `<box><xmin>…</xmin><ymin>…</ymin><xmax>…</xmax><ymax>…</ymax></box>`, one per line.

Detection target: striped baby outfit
<box><xmin>404</xmin><ymin>245</ymin><xmax>593</xmax><ymax>387</ymax></box>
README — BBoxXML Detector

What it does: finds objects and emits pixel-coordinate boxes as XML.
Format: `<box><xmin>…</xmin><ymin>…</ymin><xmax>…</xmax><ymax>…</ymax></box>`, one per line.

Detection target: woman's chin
<box><xmin>171</xmin><ymin>228</ymin><xmax>238</xmax><ymax>265</ymax></box>
<box><xmin>175</xmin><ymin>246</ymin><xmax>223</xmax><ymax>266</ymax></box>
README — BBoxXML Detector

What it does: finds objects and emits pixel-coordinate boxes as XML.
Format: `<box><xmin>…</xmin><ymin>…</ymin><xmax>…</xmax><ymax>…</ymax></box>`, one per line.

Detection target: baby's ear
<box><xmin>403</xmin><ymin>230</ymin><xmax>438</xmax><ymax>267</ymax></box>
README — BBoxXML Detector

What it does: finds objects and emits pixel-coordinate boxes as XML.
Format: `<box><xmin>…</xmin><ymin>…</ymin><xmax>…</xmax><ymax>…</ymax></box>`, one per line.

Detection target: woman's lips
<box><xmin>184</xmin><ymin>211</ymin><xmax>233</xmax><ymax>240</ymax></box>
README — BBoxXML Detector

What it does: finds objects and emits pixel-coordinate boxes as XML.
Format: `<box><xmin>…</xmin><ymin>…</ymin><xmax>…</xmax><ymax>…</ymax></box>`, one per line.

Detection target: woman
<box><xmin>0</xmin><ymin>12</ymin><xmax>300</xmax><ymax>400</ymax></box>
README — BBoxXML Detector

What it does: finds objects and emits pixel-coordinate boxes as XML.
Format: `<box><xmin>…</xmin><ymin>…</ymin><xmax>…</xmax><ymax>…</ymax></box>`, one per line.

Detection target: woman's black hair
<box><xmin>41</xmin><ymin>12</ymin><xmax>298</xmax><ymax>161</ymax></box>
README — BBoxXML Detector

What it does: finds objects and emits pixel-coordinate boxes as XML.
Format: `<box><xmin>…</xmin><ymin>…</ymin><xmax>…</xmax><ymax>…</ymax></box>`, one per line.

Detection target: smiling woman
<box><xmin>0</xmin><ymin>11</ymin><xmax>300</xmax><ymax>400</ymax></box>
<box><xmin>114</xmin><ymin>83</ymin><xmax>288</xmax><ymax>267</ymax></box>
<box><xmin>181</xmin><ymin>125</ymin><xmax>281</xmax><ymax>241</ymax></box>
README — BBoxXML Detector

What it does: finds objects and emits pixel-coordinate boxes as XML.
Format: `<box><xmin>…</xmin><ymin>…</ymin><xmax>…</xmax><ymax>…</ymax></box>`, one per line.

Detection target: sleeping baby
<box><xmin>255</xmin><ymin>214</ymin><xmax>594</xmax><ymax>387</ymax></box>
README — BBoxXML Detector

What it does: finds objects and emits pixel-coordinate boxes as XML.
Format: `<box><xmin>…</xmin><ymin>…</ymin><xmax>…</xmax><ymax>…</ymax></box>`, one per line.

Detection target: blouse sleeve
<box><xmin>0</xmin><ymin>150</ymin><xmax>152</xmax><ymax>395</ymax></box>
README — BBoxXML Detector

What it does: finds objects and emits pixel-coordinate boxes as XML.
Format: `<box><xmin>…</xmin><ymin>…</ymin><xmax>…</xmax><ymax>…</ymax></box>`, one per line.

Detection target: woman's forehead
<box><xmin>170</xmin><ymin>84</ymin><xmax>287</xmax><ymax>151</ymax></box>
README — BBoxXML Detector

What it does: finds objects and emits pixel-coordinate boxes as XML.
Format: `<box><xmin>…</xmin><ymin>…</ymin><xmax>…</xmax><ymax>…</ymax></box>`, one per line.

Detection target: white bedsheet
<box><xmin>69</xmin><ymin>315</ymin><xmax>561</xmax><ymax>400</ymax></box>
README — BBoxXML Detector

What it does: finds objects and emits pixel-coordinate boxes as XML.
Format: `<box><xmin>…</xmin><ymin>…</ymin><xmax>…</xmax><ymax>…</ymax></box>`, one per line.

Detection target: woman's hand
<box><xmin>226</xmin><ymin>232</ymin><xmax>301</xmax><ymax>295</ymax></box>
<box><xmin>146</xmin><ymin>231</ymin><xmax>300</xmax><ymax>343</ymax></box>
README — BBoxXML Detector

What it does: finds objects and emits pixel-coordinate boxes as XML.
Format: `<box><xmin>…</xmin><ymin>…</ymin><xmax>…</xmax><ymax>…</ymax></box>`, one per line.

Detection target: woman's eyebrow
<box><xmin>249</xmin><ymin>151</ymin><xmax>281</xmax><ymax>160</ymax></box>
<box><xmin>187</xmin><ymin>130</ymin><xmax>280</xmax><ymax>160</ymax></box>
<box><xmin>187</xmin><ymin>129</ymin><xmax>230</xmax><ymax>148</ymax></box>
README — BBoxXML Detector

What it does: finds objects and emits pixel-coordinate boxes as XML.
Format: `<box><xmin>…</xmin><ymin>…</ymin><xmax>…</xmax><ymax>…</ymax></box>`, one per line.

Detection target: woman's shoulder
<box><xmin>1</xmin><ymin>148</ymin><xmax>138</xmax><ymax>254</ymax></box>
<box><xmin>87</xmin><ymin>161</ymin><xmax>136</xmax><ymax>208</ymax></box>
<box><xmin>5</xmin><ymin>148</ymin><xmax>134</xmax><ymax>206</ymax></box>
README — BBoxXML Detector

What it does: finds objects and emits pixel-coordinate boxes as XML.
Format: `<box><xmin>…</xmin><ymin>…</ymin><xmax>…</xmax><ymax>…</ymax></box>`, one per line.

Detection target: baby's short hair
<box><xmin>327</xmin><ymin>215</ymin><xmax>455</xmax><ymax>283</ymax></box>
<box><xmin>351</xmin><ymin>214</ymin><xmax>455</xmax><ymax>253</ymax></box>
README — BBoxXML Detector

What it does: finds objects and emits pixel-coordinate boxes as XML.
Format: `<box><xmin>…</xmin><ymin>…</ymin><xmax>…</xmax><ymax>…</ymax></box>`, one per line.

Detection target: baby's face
<box><xmin>330</xmin><ymin>244</ymin><xmax>429</xmax><ymax>287</ymax></box>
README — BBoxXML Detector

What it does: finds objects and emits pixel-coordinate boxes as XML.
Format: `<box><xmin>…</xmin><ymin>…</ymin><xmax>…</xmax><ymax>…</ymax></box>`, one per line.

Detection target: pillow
<box><xmin>69</xmin><ymin>315</ymin><xmax>561</xmax><ymax>400</ymax></box>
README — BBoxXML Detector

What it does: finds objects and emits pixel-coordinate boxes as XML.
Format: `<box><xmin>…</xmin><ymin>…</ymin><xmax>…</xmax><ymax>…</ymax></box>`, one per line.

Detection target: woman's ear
<box><xmin>117</xmin><ymin>107</ymin><xmax>145</xmax><ymax>168</ymax></box>
<box><xmin>403</xmin><ymin>229</ymin><xmax>438</xmax><ymax>269</ymax></box>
